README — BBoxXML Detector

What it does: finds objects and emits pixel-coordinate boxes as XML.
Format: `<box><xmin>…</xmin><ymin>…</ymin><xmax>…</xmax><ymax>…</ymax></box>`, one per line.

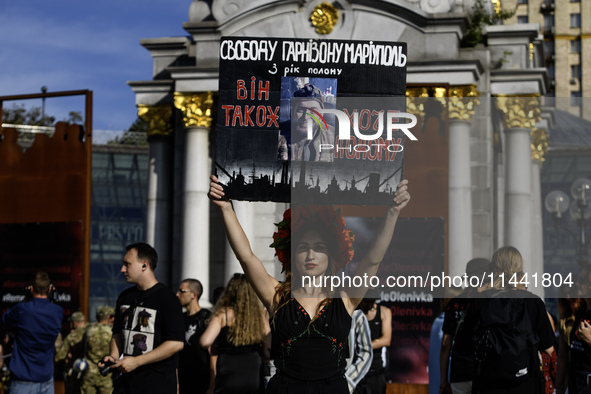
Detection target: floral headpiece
<box><xmin>269</xmin><ymin>205</ymin><xmax>355</xmax><ymax>273</ymax></box>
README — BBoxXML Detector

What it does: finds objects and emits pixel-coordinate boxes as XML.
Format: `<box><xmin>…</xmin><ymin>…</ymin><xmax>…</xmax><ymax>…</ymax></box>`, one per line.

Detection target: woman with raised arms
<box><xmin>208</xmin><ymin>174</ymin><xmax>410</xmax><ymax>393</ymax></box>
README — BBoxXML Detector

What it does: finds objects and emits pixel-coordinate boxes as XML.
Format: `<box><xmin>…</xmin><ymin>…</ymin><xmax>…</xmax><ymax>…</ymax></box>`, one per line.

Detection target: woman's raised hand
<box><xmin>208</xmin><ymin>175</ymin><xmax>230</xmax><ymax>208</ymax></box>
<box><xmin>391</xmin><ymin>179</ymin><xmax>410</xmax><ymax>212</ymax></box>
<box><xmin>209</xmin><ymin>174</ymin><xmax>410</xmax><ymax>212</ymax></box>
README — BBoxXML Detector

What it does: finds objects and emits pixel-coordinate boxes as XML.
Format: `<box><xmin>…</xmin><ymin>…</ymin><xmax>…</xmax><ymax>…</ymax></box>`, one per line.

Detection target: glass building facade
<box><xmin>89</xmin><ymin>144</ymin><xmax>149</xmax><ymax>320</ymax></box>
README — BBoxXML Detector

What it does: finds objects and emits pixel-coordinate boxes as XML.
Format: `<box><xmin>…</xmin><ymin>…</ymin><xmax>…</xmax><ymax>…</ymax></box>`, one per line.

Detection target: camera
<box><xmin>99</xmin><ymin>360</ymin><xmax>115</xmax><ymax>377</ymax></box>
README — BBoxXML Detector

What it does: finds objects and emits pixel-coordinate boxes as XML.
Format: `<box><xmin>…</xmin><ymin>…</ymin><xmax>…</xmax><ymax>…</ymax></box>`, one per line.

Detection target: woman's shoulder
<box><xmin>214</xmin><ymin>307</ymin><xmax>235</xmax><ymax>324</ymax></box>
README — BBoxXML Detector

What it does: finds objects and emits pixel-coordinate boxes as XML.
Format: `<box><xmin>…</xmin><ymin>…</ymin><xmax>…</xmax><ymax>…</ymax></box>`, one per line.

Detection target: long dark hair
<box><xmin>214</xmin><ymin>274</ymin><xmax>265</xmax><ymax>346</ymax></box>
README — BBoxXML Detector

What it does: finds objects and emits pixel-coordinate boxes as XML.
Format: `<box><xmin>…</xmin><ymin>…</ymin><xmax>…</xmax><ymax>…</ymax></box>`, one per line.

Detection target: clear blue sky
<box><xmin>0</xmin><ymin>0</ymin><xmax>190</xmax><ymax>131</ymax></box>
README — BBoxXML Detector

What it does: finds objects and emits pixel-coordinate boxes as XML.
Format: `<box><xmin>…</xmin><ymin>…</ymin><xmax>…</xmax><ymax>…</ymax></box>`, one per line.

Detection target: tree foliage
<box><xmin>2</xmin><ymin>104</ymin><xmax>55</xmax><ymax>126</ymax></box>
<box><xmin>106</xmin><ymin>117</ymin><xmax>148</xmax><ymax>146</ymax></box>
<box><xmin>2</xmin><ymin>103</ymin><xmax>83</xmax><ymax>126</ymax></box>
<box><xmin>66</xmin><ymin>111</ymin><xmax>83</xmax><ymax>124</ymax></box>
<box><xmin>462</xmin><ymin>0</ymin><xmax>516</xmax><ymax>48</ymax></box>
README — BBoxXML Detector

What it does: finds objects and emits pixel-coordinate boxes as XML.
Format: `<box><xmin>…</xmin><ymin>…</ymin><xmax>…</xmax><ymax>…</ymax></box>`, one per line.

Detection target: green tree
<box><xmin>127</xmin><ymin>117</ymin><xmax>148</xmax><ymax>133</ymax></box>
<box><xmin>2</xmin><ymin>105</ymin><xmax>83</xmax><ymax>126</ymax></box>
<box><xmin>63</xmin><ymin>111</ymin><xmax>83</xmax><ymax>124</ymax></box>
<box><xmin>107</xmin><ymin>117</ymin><xmax>148</xmax><ymax>146</ymax></box>
<box><xmin>2</xmin><ymin>103</ymin><xmax>55</xmax><ymax>126</ymax></box>
<box><xmin>462</xmin><ymin>0</ymin><xmax>516</xmax><ymax>48</ymax></box>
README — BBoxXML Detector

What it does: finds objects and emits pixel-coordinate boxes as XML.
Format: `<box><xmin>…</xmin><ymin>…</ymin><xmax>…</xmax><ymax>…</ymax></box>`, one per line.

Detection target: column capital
<box><xmin>530</xmin><ymin>127</ymin><xmax>548</xmax><ymax>164</ymax></box>
<box><xmin>448</xmin><ymin>85</ymin><xmax>480</xmax><ymax>122</ymax></box>
<box><xmin>494</xmin><ymin>95</ymin><xmax>541</xmax><ymax>130</ymax></box>
<box><xmin>406</xmin><ymin>86</ymin><xmax>447</xmax><ymax>119</ymax></box>
<box><xmin>174</xmin><ymin>92</ymin><xmax>217</xmax><ymax>129</ymax></box>
<box><xmin>137</xmin><ymin>104</ymin><xmax>174</xmax><ymax>137</ymax></box>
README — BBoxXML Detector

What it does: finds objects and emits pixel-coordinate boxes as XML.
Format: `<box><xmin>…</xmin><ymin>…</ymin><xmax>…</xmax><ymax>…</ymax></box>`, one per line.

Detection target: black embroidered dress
<box><xmin>267</xmin><ymin>297</ymin><xmax>352</xmax><ymax>393</ymax></box>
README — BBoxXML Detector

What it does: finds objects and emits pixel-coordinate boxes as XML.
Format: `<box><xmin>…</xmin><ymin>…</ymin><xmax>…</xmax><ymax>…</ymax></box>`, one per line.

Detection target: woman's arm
<box><xmin>209</xmin><ymin>175</ymin><xmax>279</xmax><ymax>312</ymax></box>
<box><xmin>343</xmin><ymin>180</ymin><xmax>410</xmax><ymax>311</ymax></box>
<box><xmin>200</xmin><ymin>313</ymin><xmax>223</xmax><ymax>349</ymax></box>
<box><xmin>371</xmin><ymin>306</ymin><xmax>392</xmax><ymax>349</ymax></box>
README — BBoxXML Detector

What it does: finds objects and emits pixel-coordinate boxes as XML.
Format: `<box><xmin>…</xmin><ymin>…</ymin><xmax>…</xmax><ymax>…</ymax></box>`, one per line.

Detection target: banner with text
<box><xmin>216</xmin><ymin>37</ymin><xmax>408</xmax><ymax>204</ymax></box>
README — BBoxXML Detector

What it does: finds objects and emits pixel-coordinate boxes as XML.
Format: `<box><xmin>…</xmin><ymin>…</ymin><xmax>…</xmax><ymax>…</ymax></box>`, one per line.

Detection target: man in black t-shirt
<box><xmin>98</xmin><ymin>243</ymin><xmax>185</xmax><ymax>394</ymax></box>
<box><xmin>176</xmin><ymin>278</ymin><xmax>212</xmax><ymax>394</ymax></box>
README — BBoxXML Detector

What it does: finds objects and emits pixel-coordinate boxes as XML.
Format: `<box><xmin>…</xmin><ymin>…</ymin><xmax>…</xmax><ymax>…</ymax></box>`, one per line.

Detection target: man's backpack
<box><xmin>473</xmin><ymin>289</ymin><xmax>539</xmax><ymax>382</ymax></box>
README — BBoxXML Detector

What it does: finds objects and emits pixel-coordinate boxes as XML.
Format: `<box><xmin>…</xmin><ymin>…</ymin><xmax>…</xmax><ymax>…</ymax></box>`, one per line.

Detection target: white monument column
<box><xmin>174</xmin><ymin>92</ymin><xmax>215</xmax><ymax>305</ymax></box>
<box><xmin>497</xmin><ymin>96</ymin><xmax>541</xmax><ymax>275</ymax></box>
<box><xmin>224</xmin><ymin>201</ymin><xmax>255</xmax><ymax>282</ymax></box>
<box><xmin>447</xmin><ymin>87</ymin><xmax>479</xmax><ymax>278</ymax></box>
<box><xmin>139</xmin><ymin>104</ymin><xmax>174</xmax><ymax>286</ymax></box>
<box><xmin>530</xmin><ymin>127</ymin><xmax>548</xmax><ymax>298</ymax></box>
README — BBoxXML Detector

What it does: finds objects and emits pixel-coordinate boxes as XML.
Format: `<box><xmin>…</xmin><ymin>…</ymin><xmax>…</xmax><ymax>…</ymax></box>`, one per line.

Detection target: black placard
<box><xmin>215</xmin><ymin>37</ymin><xmax>408</xmax><ymax>204</ymax></box>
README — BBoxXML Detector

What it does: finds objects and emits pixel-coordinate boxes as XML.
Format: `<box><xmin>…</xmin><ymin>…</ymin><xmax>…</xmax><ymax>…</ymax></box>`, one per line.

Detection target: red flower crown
<box><xmin>269</xmin><ymin>205</ymin><xmax>355</xmax><ymax>273</ymax></box>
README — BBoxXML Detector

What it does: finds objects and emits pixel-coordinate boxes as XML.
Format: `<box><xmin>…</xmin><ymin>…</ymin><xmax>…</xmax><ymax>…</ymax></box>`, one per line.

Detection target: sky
<box><xmin>0</xmin><ymin>0</ymin><xmax>190</xmax><ymax>132</ymax></box>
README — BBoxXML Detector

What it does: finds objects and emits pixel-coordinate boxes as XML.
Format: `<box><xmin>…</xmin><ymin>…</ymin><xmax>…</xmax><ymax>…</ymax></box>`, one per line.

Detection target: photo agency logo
<box><xmin>303</xmin><ymin>103</ymin><xmax>419</xmax><ymax>154</ymax></box>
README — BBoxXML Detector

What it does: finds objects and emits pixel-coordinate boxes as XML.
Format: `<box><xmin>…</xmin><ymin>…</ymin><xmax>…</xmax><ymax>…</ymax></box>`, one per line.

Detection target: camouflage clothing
<box><xmin>55</xmin><ymin>322</ymin><xmax>113</xmax><ymax>394</ymax></box>
<box><xmin>55</xmin><ymin>324</ymin><xmax>87</xmax><ymax>394</ymax></box>
<box><xmin>80</xmin><ymin>322</ymin><xmax>113</xmax><ymax>394</ymax></box>
<box><xmin>55</xmin><ymin>324</ymin><xmax>87</xmax><ymax>363</ymax></box>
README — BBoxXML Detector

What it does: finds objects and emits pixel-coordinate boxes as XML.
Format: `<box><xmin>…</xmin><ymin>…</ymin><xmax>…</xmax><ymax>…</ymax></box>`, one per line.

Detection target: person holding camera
<box><xmin>98</xmin><ymin>243</ymin><xmax>184</xmax><ymax>394</ymax></box>
<box><xmin>1</xmin><ymin>272</ymin><xmax>63</xmax><ymax>394</ymax></box>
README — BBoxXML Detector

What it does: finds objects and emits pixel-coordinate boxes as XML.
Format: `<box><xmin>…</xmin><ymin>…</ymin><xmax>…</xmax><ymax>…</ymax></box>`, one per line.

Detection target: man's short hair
<box><xmin>32</xmin><ymin>272</ymin><xmax>51</xmax><ymax>296</ymax></box>
<box><xmin>70</xmin><ymin>311</ymin><xmax>85</xmax><ymax>323</ymax></box>
<box><xmin>182</xmin><ymin>279</ymin><xmax>203</xmax><ymax>300</ymax></box>
<box><xmin>126</xmin><ymin>242</ymin><xmax>158</xmax><ymax>271</ymax></box>
<box><xmin>96</xmin><ymin>305</ymin><xmax>115</xmax><ymax>321</ymax></box>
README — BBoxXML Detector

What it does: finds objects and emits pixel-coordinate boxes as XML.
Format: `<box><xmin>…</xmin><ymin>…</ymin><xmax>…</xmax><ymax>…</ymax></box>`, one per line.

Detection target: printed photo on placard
<box><xmin>278</xmin><ymin>77</ymin><xmax>338</xmax><ymax>163</ymax></box>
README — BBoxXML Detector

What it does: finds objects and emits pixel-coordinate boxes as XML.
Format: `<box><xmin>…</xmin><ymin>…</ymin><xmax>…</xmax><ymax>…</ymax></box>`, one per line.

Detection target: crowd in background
<box><xmin>2</xmin><ymin>244</ymin><xmax>591</xmax><ymax>393</ymax></box>
<box><xmin>0</xmin><ymin>270</ymin><xmax>391</xmax><ymax>394</ymax></box>
<box><xmin>432</xmin><ymin>246</ymin><xmax>591</xmax><ymax>394</ymax></box>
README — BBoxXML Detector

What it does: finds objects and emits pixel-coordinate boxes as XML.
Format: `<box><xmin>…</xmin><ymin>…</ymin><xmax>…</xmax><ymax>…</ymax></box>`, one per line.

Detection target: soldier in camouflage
<box><xmin>56</xmin><ymin>306</ymin><xmax>115</xmax><ymax>394</ymax></box>
<box><xmin>55</xmin><ymin>311</ymin><xmax>87</xmax><ymax>394</ymax></box>
<box><xmin>81</xmin><ymin>305</ymin><xmax>115</xmax><ymax>394</ymax></box>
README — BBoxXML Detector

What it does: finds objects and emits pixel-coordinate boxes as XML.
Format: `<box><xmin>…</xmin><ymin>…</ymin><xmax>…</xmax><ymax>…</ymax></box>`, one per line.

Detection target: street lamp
<box><xmin>41</xmin><ymin>86</ymin><xmax>48</xmax><ymax>121</ymax></box>
<box><xmin>544</xmin><ymin>178</ymin><xmax>591</xmax><ymax>266</ymax></box>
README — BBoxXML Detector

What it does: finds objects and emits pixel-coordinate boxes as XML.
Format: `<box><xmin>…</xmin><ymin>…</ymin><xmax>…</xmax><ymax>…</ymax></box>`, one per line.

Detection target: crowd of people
<box><xmin>1</xmin><ymin>175</ymin><xmax>591</xmax><ymax>394</ymax></box>
<box><xmin>433</xmin><ymin>247</ymin><xmax>591</xmax><ymax>394</ymax></box>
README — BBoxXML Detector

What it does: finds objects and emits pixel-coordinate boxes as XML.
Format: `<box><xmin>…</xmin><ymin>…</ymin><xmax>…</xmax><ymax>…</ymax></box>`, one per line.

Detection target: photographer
<box><xmin>1</xmin><ymin>272</ymin><xmax>63</xmax><ymax>393</ymax></box>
